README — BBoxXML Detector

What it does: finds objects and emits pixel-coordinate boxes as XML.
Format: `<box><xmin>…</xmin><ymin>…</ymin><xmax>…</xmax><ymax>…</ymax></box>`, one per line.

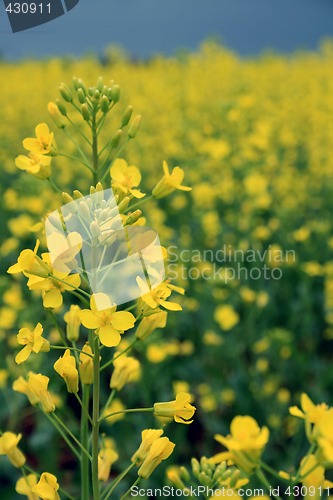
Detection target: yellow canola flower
<box><xmin>300</xmin><ymin>454</ymin><xmax>333</xmax><ymax>497</ymax></box>
<box><xmin>110</xmin><ymin>158</ymin><xmax>146</xmax><ymax>199</ymax></box>
<box><xmin>15</xmin><ymin>153</ymin><xmax>52</xmax><ymax>180</ymax></box>
<box><xmin>154</xmin><ymin>392</ymin><xmax>196</xmax><ymax>424</ymax></box>
<box><xmin>54</xmin><ymin>349</ymin><xmax>79</xmax><ymax>393</ymax></box>
<box><xmin>152</xmin><ymin>161</ymin><xmax>192</xmax><ymax>199</ymax></box>
<box><xmin>289</xmin><ymin>393</ymin><xmax>329</xmax><ymax>424</ymax></box>
<box><xmin>31</xmin><ymin>473</ymin><xmax>60</xmax><ymax>500</ymax></box>
<box><xmin>7</xmin><ymin>240</ymin><xmax>49</xmax><ymax>278</ymax></box>
<box><xmin>80</xmin><ymin>293</ymin><xmax>136</xmax><ymax>347</ymax></box>
<box><xmin>79</xmin><ymin>343</ymin><xmax>93</xmax><ymax>385</ymax></box>
<box><xmin>110</xmin><ymin>355</ymin><xmax>141</xmax><ymax>391</ymax></box>
<box><xmin>23</xmin><ymin>123</ymin><xmax>56</xmax><ymax>155</ymax></box>
<box><xmin>64</xmin><ymin>304</ymin><xmax>81</xmax><ymax>342</ymax></box>
<box><xmin>102</xmin><ymin>399</ymin><xmax>125</xmax><ymax>425</ymax></box>
<box><xmin>138</xmin><ymin>436</ymin><xmax>175</xmax><ymax>479</ymax></box>
<box><xmin>27</xmin><ymin>253</ymin><xmax>81</xmax><ymax>309</ymax></box>
<box><xmin>137</xmin><ymin>277</ymin><xmax>184</xmax><ymax>311</ymax></box>
<box><xmin>212</xmin><ymin>416</ymin><xmax>269</xmax><ymax>474</ymax></box>
<box><xmin>136</xmin><ymin>310</ymin><xmax>167</xmax><ymax>340</ymax></box>
<box><xmin>214</xmin><ymin>305</ymin><xmax>240</xmax><ymax>331</ymax></box>
<box><xmin>13</xmin><ymin>372</ymin><xmax>55</xmax><ymax>413</ymax></box>
<box><xmin>16</xmin><ymin>474</ymin><xmax>39</xmax><ymax>499</ymax></box>
<box><xmin>15</xmin><ymin>322</ymin><xmax>50</xmax><ymax>365</ymax></box>
<box><xmin>314</xmin><ymin>408</ymin><xmax>333</xmax><ymax>466</ymax></box>
<box><xmin>132</xmin><ymin>429</ymin><xmax>164</xmax><ymax>464</ymax></box>
<box><xmin>0</xmin><ymin>432</ymin><xmax>26</xmax><ymax>468</ymax></box>
<box><xmin>98</xmin><ymin>439</ymin><xmax>119</xmax><ymax>482</ymax></box>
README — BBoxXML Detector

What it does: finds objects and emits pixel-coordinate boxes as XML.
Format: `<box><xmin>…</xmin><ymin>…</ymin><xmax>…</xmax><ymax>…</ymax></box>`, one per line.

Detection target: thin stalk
<box><xmin>49</xmin><ymin>310</ymin><xmax>69</xmax><ymax>346</ymax></box>
<box><xmin>99</xmin><ymin>407</ymin><xmax>153</xmax><ymax>424</ymax></box>
<box><xmin>120</xmin><ymin>477</ymin><xmax>141</xmax><ymax>500</ymax></box>
<box><xmin>102</xmin><ymin>463</ymin><xmax>136</xmax><ymax>500</ymax></box>
<box><xmin>57</xmin><ymin>151</ymin><xmax>93</xmax><ymax>172</ymax></box>
<box><xmin>52</xmin><ymin>413</ymin><xmax>92</xmax><ymax>461</ymax></box>
<box><xmin>48</xmin><ymin>177</ymin><xmax>62</xmax><ymax>194</ymax></box>
<box><xmin>256</xmin><ymin>468</ymin><xmax>282</xmax><ymax>500</ymax></box>
<box><xmin>50</xmin><ymin>274</ymin><xmax>91</xmax><ymax>299</ymax></box>
<box><xmin>81</xmin><ymin>384</ymin><xmax>91</xmax><ymax>500</ymax></box>
<box><xmin>100</xmin><ymin>338</ymin><xmax>139</xmax><ymax>371</ymax></box>
<box><xmin>74</xmin><ymin>392</ymin><xmax>94</xmax><ymax>426</ymax></box>
<box><xmin>91</xmin><ymin>335</ymin><xmax>101</xmax><ymax>500</ymax></box>
<box><xmin>50</xmin><ymin>345</ymin><xmax>93</xmax><ymax>359</ymax></box>
<box><xmin>44</xmin><ymin>412</ymin><xmax>80</xmax><ymax>460</ymax></box>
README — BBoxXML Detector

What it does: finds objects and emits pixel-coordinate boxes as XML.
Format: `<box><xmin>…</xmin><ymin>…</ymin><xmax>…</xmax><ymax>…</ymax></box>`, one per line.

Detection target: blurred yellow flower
<box><xmin>110</xmin><ymin>355</ymin><xmax>141</xmax><ymax>391</ymax></box>
<box><xmin>31</xmin><ymin>473</ymin><xmax>60</xmax><ymax>500</ymax></box>
<box><xmin>137</xmin><ymin>277</ymin><xmax>184</xmax><ymax>311</ymax></box>
<box><xmin>135</xmin><ymin>310</ymin><xmax>167</xmax><ymax>340</ymax></box>
<box><xmin>13</xmin><ymin>372</ymin><xmax>55</xmax><ymax>413</ymax></box>
<box><xmin>98</xmin><ymin>439</ymin><xmax>119</xmax><ymax>482</ymax></box>
<box><xmin>64</xmin><ymin>304</ymin><xmax>81</xmax><ymax>342</ymax></box>
<box><xmin>212</xmin><ymin>416</ymin><xmax>269</xmax><ymax>473</ymax></box>
<box><xmin>289</xmin><ymin>393</ymin><xmax>328</xmax><ymax>424</ymax></box>
<box><xmin>138</xmin><ymin>436</ymin><xmax>175</xmax><ymax>479</ymax></box>
<box><xmin>15</xmin><ymin>153</ymin><xmax>52</xmax><ymax>180</ymax></box>
<box><xmin>0</xmin><ymin>432</ymin><xmax>26</xmax><ymax>468</ymax></box>
<box><xmin>16</xmin><ymin>474</ymin><xmax>38</xmax><ymax>499</ymax></box>
<box><xmin>214</xmin><ymin>305</ymin><xmax>239</xmax><ymax>331</ymax></box>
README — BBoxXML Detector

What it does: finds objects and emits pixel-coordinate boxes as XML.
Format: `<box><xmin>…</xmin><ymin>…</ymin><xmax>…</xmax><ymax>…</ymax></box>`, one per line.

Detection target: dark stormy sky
<box><xmin>1</xmin><ymin>0</ymin><xmax>333</xmax><ymax>59</ymax></box>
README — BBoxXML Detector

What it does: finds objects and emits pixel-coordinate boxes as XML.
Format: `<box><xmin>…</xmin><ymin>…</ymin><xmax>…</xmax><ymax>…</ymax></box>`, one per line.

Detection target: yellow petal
<box><xmin>15</xmin><ymin>346</ymin><xmax>32</xmax><ymax>365</ymax></box>
<box><xmin>80</xmin><ymin>310</ymin><xmax>101</xmax><ymax>329</ymax></box>
<box><xmin>43</xmin><ymin>289</ymin><xmax>63</xmax><ymax>308</ymax></box>
<box><xmin>98</xmin><ymin>325</ymin><xmax>121</xmax><ymax>347</ymax></box>
<box><xmin>110</xmin><ymin>311</ymin><xmax>135</xmax><ymax>331</ymax></box>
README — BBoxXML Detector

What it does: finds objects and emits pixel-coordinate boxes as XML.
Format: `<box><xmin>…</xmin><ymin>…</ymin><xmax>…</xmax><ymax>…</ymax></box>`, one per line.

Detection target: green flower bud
<box><xmin>198</xmin><ymin>471</ymin><xmax>210</xmax><ymax>487</ymax></box>
<box><xmin>110</xmin><ymin>85</ymin><xmax>120</xmax><ymax>103</ymax></box>
<box><xmin>191</xmin><ymin>458</ymin><xmax>200</xmax><ymax>478</ymax></box>
<box><xmin>73</xmin><ymin>190</ymin><xmax>84</xmax><ymax>199</ymax></box>
<box><xmin>179</xmin><ymin>466</ymin><xmax>191</xmax><ymax>483</ymax></box>
<box><xmin>229</xmin><ymin>470</ymin><xmax>241</xmax><ymax>489</ymax></box>
<box><xmin>88</xmin><ymin>87</ymin><xmax>94</xmax><ymax>97</ymax></box>
<box><xmin>48</xmin><ymin>102</ymin><xmax>66</xmax><ymax>129</ymax></box>
<box><xmin>125</xmin><ymin>209</ymin><xmax>142</xmax><ymax>225</ymax></box>
<box><xmin>90</xmin><ymin>221</ymin><xmax>101</xmax><ymax>238</ymax></box>
<box><xmin>96</xmin><ymin>77</ymin><xmax>104</xmax><ymax>92</ymax></box>
<box><xmin>81</xmin><ymin>103</ymin><xmax>91</xmax><ymax>122</ymax></box>
<box><xmin>110</xmin><ymin>129</ymin><xmax>122</xmax><ymax>148</ymax></box>
<box><xmin>77</xmin><ymin>88</ymin><xmax>86</xmax><ymax>104</ymax></box>
<box><xmin>94</xmin><ymin>89</ymin><xmax>100</xmax><ymax>100</ymax></box>
<box><xmin>121</xmin><ymin>105</ymin><xmax>133</xmax><ymax>127</ymax></box>
<box><xmin>62</xmin><ymin>192</ymin><xmax>74</xmax><ymax>204</ymax></box>
<box><xmin>59</xmin><ymin>83</ymin><xmax>73</xmax><ymax>102</ymax></box>
<box><xmin>128</xmin><ymin>115</ymin><xmax>142</xmax><ymax>138</ymax></box>
<box><xmin>55</xmin><ymin>99</ymin><xmax>67</xmax><ymax>116</ymax></box>
<box><xmin>117</xmin><ymin>196</ymin><xmax>130</xmax><ymax>213</ymax></box>
<box><xmin>100</xmin><ymin>95</ymin><xmax>110</xmax><ymax>113</ymax></box>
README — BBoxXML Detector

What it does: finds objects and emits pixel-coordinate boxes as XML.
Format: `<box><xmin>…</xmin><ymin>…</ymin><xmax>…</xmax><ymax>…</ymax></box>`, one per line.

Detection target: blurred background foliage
<box><xmin>1</xmin><ymin>40</ymin><xmax>333</xmax><ymax>496</ymax></box>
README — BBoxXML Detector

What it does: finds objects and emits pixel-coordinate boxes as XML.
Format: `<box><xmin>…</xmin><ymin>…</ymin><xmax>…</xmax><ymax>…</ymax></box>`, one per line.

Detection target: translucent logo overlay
<box><xmin>45</xmin><ymin>189</ymin><xmax>165</xmax><ymax>311</ymax></box>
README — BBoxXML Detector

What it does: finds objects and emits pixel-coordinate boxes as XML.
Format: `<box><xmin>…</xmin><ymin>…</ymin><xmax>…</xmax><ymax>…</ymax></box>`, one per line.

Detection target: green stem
<box><xmin>81</xmin><ymin>384</ymin><xmax>91</xmax><ymax>500</ymax></box>
<box><xmin>48</xmin><ymin>311</ymin><xmax>69</xmax><ymax>347</ymax></box>
<box><xmin>124</xmin><ymin>195</ymin><xmax>152</xmax><ymax>214</ymax></box>
<box><xmin>100</xmin><ymin>338</ymin><xmax>139</xmax><ymax>371</ymax></box>
<box><xmin>52</xmin><ymin>413</ymin><xmax>92</xmax><ymax>461</ymax></box>
<box><xmin>48</xmin><ymin>177</ymin><xmax>62</xmax><ymax>194</ymax></box>
<box><xmin>260</xmin><ymin>461</ymin><xmax>285</xmax><ymax>481</ymax></box>
<box><xmin>44</xmin><ymin>412</ymin><xmax>80</xmax><ymax>460</ymax></box>
<box><xmin>100</xmin><ymin>389</ymin><xmax>116</xmax><ymax>419</ymax></box>
<box><xmin>256</xmin><ymin>468</ymin><xmax>281</xmax><ymax>500</ymax></box>
<box><xmin>65</xmin><ymin>115</ymin><xmax>92</xmax><ymax>146</ymax></box>
<box><xmin>57</xmin><ymin>151</ymin><xmax>93</xmax><ymax>172</ymax></box>
<box><xmin>91</xmin><ymin>110</ymin><xmax>99</xmax><ymax>185</ymax></box>
<box><xmin>63</xmin><ymin>128</ymin><xmax>92</xmax><ymax>169</ymax></box>
<box><xmin>50</xmin><ymin>345</ymin><xmax>93</xmax><ymax>358</ymax></box>
<box><xmin>102</xmin><ymin>463</ymin><xmax>136</xmax><ymax>500</ymax></box>
<box><xmin>50</xmin><ymin>274</ymin><xmax>91</xmax><ymax>299</ymax></box>
<box><xmin>74</xmin><ymin>392</ymin><xmax>94</xmax><ymax>426</ymax></box>
<box><xmin>92</xmin><ymin>335</ymin><xmax>101</xmax><ymax>500</ymax></box>
<box><xmin>99</xmin><ymin>407</ymin><xmax>154</xmax><ymax>424</ymax></box>
<box><xmin>120</xmin><ymin>476</ymin><xmax>141</xmax><ymax>500</ymax></box>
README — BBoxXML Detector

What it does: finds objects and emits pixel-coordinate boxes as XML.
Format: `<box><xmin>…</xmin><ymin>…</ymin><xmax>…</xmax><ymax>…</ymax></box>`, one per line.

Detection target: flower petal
<box><xmin>98</xmin><ymin>325</ymin><xmax>121</xmax><ymax>347</ymax></box>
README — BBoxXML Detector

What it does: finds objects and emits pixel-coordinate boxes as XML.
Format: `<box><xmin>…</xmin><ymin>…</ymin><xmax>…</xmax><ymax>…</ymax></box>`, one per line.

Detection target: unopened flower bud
<box><xmin>62</xmin><ymin>192</ymin><xmax>74</xmax><ymax>204</ymax></box>
<box><xmin>110</xmin><ymin>129</ymin><xmax>122</xmax><ymax>148</ymax></box>
<box><xmin>96</xmin><ymin>76</ymin><xmax>104</xmax><ymax>92</ymax></box>
<box><xmin>79</xmin><ymin>200</ymin><xmax>91</xmax><ymax>218</ymax></box>
<box><xmin>117</xmin><ymin>196</ymin><xmax>130</xmax><ymax>213</ymax></box>
<box><xmin>94</xmin><ymin>89</ymin><xmax>100</xmax><ymax>100</ymax></box>
<box><xmin>47</xmin><ymin>102</ymin><xmax>66</xmax><ymax>129</ymax></box>
<box><xmin>55</xmin><ymin>99</ymin><xmax>67</xmax><ymax>116</ymax></box>
<box><xmin>126</xmin><ymin>209</ymin><xmax>142</xmax><ymax>225</ymax></box>
<box><xmin>100</xmin><ymin>95</ymin><xmax>110</xmax><ymax>113</ymax></box>
<box><xmin>110</xmin><ymin>85</ymin><xmax>120</xmax><ymax>103</ymax></box>
<box><xmin>77</xmin><ymin>88</ymin><xmax>86</xmax><ymax>104</ymax></box>
<box><xmin>64</xmin><ymin>305</ymin><xmax>81</xmax><ymax>342</ymax></box>
<box><xmin>73</xmin><ymin>189</ymin><xmax>84</xmax><ymax>199</ymax></box>
<box><xmin>179</xmin><ymin>466</ymin><xmax>191</xmax><ymax>483</ymax></box>
<box><xmin>59</xmin><ymin>83</ymin><xmax>73</xmax><ymax>102</ymax></box>
<box><xmin>120</xmin><ymin>105</ymin><xmax>133</xmax><ymax>128</ymax></box>
<box><xmin>128</xmin><ymin>115</ymin><xmax>142</xmax><ymax>138</ymax></box>
<box><xmin>79</xmin><ymin>343</ymin><xmax>93</xmax><ymax>385</ymax></box>
<box><xmin>90</xmin><ymin>221</ymin><xmax>101</xmax><ymax>238</ymax></box>
<box><xmin>81</xmin><ymin>103</ymin><xmax>91</xmax><ymax>122</ymax></box>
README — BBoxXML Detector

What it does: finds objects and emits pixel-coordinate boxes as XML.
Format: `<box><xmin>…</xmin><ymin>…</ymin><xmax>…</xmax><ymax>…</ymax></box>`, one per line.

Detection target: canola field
<box><xmin>1</xmin><ymin>41</ymin><xmax>333</xmax><ymax>498</ymax></box>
